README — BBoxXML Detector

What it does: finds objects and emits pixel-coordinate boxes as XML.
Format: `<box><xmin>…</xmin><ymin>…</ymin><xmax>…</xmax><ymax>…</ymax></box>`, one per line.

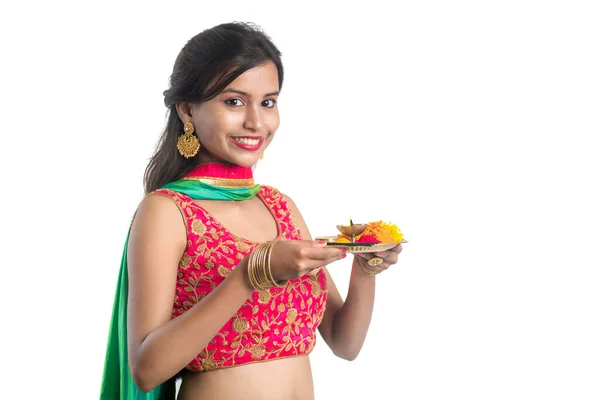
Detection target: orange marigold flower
<box><xmin>359</xmin><ymin>220</ymin><xmax>404</xmax><ymax>243</ymax></box>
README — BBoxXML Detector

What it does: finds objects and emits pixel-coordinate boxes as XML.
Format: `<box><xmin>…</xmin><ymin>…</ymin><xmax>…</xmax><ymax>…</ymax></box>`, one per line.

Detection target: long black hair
<box><xmin>143</xmin><ymin>22</ymin><xmax>284</xmax><ymax>194</ymax></box>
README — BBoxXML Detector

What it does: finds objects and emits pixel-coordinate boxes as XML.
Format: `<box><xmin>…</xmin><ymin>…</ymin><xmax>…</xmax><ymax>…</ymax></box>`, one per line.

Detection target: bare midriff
<box><xmin>177</xmin><ymin>355</ymin><xmax>314</xmax><ymax>400</ymax></box>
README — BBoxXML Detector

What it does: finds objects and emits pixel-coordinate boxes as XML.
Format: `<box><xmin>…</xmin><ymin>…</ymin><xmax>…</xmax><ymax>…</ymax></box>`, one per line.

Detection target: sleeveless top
<box><xmin>151</xmin><ymin>185</ymin><xmax>328</xmax><ymax>372</ymax></box>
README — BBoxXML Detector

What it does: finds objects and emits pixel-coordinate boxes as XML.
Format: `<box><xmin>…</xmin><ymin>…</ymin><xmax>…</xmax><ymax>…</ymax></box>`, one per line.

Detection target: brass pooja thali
<box><xmin>315</xmin><ymin>219</ymin><xmax>407</xmax><ymax>254</ymax></box>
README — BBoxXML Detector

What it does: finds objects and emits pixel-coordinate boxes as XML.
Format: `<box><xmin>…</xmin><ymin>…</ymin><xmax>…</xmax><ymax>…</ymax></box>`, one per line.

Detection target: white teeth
<box><xmin>233</xmin><ymin>137</ymin><xmax>260</xmax><ymax>145</ymax></box>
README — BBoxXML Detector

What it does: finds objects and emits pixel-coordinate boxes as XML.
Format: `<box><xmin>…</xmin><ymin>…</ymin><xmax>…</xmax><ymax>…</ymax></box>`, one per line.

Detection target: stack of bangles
<box><xmin>247</xmin><ymin>240</ymin><xmax>287</xmax><ymax>290</ymax></box>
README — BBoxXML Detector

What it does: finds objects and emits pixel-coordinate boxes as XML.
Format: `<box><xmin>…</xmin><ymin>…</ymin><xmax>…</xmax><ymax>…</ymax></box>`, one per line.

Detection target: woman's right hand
<box><xmin>267</xmin><ymin>240</ymin><xmax>346</xmax><ymax>281</ymax></box>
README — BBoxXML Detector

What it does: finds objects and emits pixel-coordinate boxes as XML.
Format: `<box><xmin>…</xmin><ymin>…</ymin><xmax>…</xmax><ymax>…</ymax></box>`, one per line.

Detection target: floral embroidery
<box><xmin>155</xmin><ymin>186</ymin><xmax>328</xmax><ymax>372</ymax></box>
<box><xmin>179</xmin><ymin>254</ymin><xmax>192</xmax><ymax>270</ymax></box>
<box><xmin>217</xmin><ymin>265</ymin><xmax>230</xmax><ymax>277</ymax></box>
<box><xmin>258</xmin><ymin>289</ymin><xmax>271</xmax><ymax>304</ymax></box>
<box><xmin>286</xmin><ymin>308</ymin><xmax>298</xmax><ymax>324</ymax></box>
<box><xmin>191</xmin><ymin>219</ymin><xmax>207</xmax><ymax>236</ymax></box>
<box><xmin>233</xmin><ymin>317</ymin><xmax>250</xmax><ymax>333</ymax></box>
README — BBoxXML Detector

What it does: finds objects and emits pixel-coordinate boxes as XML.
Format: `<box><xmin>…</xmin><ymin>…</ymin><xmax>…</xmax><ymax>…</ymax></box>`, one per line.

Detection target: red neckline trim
<box><xmin>184</xmin><ymin>163</ymin><xmax>253</xmax><ymax>180</ymax></box>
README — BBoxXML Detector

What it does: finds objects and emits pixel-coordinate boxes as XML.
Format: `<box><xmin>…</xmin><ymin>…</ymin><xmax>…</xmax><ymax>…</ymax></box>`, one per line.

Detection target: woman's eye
<box><xmin>262</xmin><ymin>99</ymin><xmax>276</xmax><ymax>108</ymax></box>
<box><xmin>225</xmin><ymin>99</ymin><xmax>244</xmax><ymax>106</ymax></box>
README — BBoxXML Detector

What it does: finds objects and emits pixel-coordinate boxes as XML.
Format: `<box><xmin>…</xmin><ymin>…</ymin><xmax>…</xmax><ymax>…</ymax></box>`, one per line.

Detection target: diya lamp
<box><xmin>336</xmin><ymin>218</ymin><xmax>367</xmax><ymax>243</ymax></box>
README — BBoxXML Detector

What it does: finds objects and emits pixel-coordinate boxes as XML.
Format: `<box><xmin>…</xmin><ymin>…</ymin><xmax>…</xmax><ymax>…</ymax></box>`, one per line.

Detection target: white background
<box><xmin>1</xmin><ymin>1</ymin><xmax>599</xmax><ymax>399</ymax></box>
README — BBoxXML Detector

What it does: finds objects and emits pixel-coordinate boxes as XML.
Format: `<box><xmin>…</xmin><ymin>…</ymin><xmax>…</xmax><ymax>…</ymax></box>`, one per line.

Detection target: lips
<box><xmin>230</xmin><ymin>136</ymin><xmax>264</xmax><ymax>151</ymax></box>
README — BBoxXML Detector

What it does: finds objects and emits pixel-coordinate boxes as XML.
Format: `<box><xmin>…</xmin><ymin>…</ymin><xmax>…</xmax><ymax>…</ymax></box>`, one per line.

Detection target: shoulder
<box><xmin>146</xmin><ymin>188</ymin><xmax>190</xmax><ymax>204</ymax></box>
<box><xmin>140</xmin><ymin>189</ymin><xmax>185</xmax><ymax>216</ymax></box>
<box><xmin>281</xmin><ymin>192</ymin><xmax>300</xmax><ymax>214</ymax></box>
<box><xmin>268</xmin><ymin>189</ymin><xmax>310</xmax><ymax>239</ymax></box>
<box><xmin>131</xmin><ymin>190</ymin><xmax>188</xmax><ymax>237</ymax></box>
<box><xmin>127</xmin><ymin>191</ymin><xmax>187</xmax><ymax>262</ymax></box>
<box><xmin>260</xmin><ymin>185</ymin><xmax>299</xmax><ymax>212</ymax></box>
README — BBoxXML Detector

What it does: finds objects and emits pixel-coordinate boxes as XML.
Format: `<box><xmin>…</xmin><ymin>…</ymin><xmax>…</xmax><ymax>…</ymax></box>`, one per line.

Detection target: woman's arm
<box><xmin>127</xmin><ymin>194</ymin><xmax>254</xmax><ymax>392</ymax></box>
<box><xmin>283</xmin><ymin>194</ymin><xmax>376</xmax><ymax>361</ymax></box>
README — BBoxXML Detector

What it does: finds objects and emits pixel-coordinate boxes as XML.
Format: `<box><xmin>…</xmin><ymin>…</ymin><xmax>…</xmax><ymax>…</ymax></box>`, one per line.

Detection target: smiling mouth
<box><xmin>232</xmin><ymin>137</ymin><xmax>261</xmax><ymax>145</ymax></box>
<box><xmin>230</xmin><ymin>136</ymin><xmax>264</xmax><ymax>151</ymax></box>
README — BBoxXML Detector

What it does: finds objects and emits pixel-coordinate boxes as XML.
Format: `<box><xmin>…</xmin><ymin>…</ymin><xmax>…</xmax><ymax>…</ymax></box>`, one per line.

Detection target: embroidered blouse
<box><xmin>151</xmin><ymin>185</ymin><xmax>328</xmax><ymax>372</ymax></box>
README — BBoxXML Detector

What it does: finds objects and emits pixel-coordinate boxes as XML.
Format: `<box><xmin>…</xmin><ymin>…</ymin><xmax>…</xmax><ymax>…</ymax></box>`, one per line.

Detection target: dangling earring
<box><xmin>260</xmin><ymin>153</ymin><xmax>264</xmax><ymax>160</ymax></box>
<box><xmin>177</xmin><ymin>122</ymin><xmax>200</xmax><ymax>158</ymax></box>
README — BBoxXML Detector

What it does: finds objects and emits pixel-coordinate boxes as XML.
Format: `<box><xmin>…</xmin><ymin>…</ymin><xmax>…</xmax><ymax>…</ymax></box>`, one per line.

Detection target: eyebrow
<box><xmin>221</xmin><ymin>89</ymin><xmax>280</xmax><ymax>97</ymax></box>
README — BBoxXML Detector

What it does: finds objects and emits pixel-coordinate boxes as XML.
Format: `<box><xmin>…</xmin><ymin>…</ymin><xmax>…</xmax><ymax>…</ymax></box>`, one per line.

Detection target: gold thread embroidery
<box><xmin>286</xmin><ymin>308</ymin><xmax>298</xmax><ymax>324</ymax></box>
<box><xmin>250</xmin><ymin>344</ymin><xmax>266</xmax><ymax>359</ymax></box>
<box><xmin>179</xmin><ymin>254</ymin><xmax>192</xmax><ymax>270</ymax></box>
<box><xmin>184</xmin><ymin>352</ymin><xmax>314</xmax><ymax>372</ymax></box>
<box><xmin>181</xmin><ymin>176</ymin><xmax>256</xmax><ymax>188</ymax></box>
<box><xmin>258</xmin><ymin>290</ymin><xmax>271</xmax><ymax>304</ymax></box>
<box><xmin>191</xmin><ymin>219</ymin><xmax>207</xmax><ymax>236</ymax></box>
<box><xmin>233</xmin><ymin>317</ymin><xmax>250</xmax><ymax>334</ymax></box>
<box><xmin>200</xmin><ymin>353</ymin><xmax>218</xmax><ymax>371</ymax></box>
<box><xmin>235</xmin><ymin>241</ymin><xmax>251</xmax><ymax>253</ymax></box>
<box><xmin>311</xmin><ymin>281</ymin><xmax>322</xmax><ymax>297</ymax></box>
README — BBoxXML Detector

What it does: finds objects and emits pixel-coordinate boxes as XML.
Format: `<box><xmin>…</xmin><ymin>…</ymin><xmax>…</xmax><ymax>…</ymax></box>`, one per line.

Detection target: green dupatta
<box><xmin>100</xmin><ymin>177</ymin><xmax>260</xmax><ymax>399</ymax></box>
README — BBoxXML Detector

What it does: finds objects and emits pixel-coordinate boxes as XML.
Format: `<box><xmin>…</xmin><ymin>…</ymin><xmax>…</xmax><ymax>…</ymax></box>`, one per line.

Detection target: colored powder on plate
<box><xmin>357</xmin><ymin>234</ymin><xmax>379</xmax><ymax>243</ymax></box>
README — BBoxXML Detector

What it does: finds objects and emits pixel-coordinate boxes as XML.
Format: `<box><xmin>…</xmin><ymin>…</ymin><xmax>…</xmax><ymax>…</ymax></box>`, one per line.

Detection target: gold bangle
<box><xmin>267</xmin><ymin>241</ymin><xmax>286</xmax><ymax>287</ymax></box>
<box><xmin>247</xmin><ymin>240</ymin><xmax>286</xmax><ymax>290</ymax></box>
<box><xmin>249</xmin><ymin>243</ymin><xmax>270</xmax><ymax>290</ymax></box>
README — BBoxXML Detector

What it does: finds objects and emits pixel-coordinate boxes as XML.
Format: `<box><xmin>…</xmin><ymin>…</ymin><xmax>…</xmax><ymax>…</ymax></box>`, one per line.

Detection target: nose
<box><xmin>243</xmin><ymin>105</ymin><xmax>264</xmax><ymax>132</ymax></box>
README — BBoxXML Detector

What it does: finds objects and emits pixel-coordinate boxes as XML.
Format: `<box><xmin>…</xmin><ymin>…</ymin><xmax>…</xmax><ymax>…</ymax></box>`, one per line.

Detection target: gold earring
<box><xmin>260</xmin><ymin>153</ymin><xmax>264</xmax><ymax>160</ymax></box>
<box><xmin>177</xmin><ymin>122</ymin><xmax>200</xmax><ymax>158</ymax></box>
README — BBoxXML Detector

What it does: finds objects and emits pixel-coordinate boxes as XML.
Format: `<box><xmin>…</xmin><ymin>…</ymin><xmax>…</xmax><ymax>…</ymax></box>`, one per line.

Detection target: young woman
<box><xmin>100</xmin><ymin>21</ymin><xmax>403</xmax><ymax>400</ymax></box>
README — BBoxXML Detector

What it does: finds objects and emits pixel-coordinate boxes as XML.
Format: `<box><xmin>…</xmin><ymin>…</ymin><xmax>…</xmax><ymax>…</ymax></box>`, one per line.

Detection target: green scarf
<box><xmin>100</xmin><ymin>177</ymin><xmax>260</xmax><ymax>399</ymax></box>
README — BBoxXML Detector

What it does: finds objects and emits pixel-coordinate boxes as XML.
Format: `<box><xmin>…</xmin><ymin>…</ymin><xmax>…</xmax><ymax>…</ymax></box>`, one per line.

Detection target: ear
<box><xmin>175</xmin><ymin>102</ymin><xmax>192</xmax><ymax>123</ymax></box>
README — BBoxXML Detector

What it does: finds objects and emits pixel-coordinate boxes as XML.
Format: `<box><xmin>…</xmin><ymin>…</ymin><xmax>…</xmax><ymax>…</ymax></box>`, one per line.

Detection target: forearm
<box><xmin>329</xmin><ymin>258</ymin><xmax>376</xmax><ymax>360</ymax></box>
<box><xmin>131</xmin><ymin>261</ymin><xmax>253</xmax><ymax>392</ymax></box>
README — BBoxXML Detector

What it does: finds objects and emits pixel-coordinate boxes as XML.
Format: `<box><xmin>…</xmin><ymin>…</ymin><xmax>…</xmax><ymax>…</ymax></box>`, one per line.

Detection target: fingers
<box><xmin>381</xmin><ymin>251</ymin><xmax>398</xmax><ymax>265</ymax></box>
<box><xmin>356</xmin><ymin>256</ymin><xmax>389</xmax><ymax>275</ymax></box>
<box><xmin>371</xmin><ymin>265</ymin><xmax>390</xmax><ymax>274</ymax></box>
<box><xmin>354</xmin><ymin>249</ymin><xmax>400</xmax><ymax>274</ymax></box>
<box><xmin>303</xmin><ymin>255</ymin><xmax>341</xmax><ymax>271</ymax></box>
<box><xmin>371</xmin><ymin>249</ymin><xmax>399</xmax><ymax>265</ymax></box>
<box><xmin>355</xmin><ymin>252</ymin><xmax>391</xmax><ymax>264</ymax></box>
<box><xmin>297</xmin><ymin>242</ymin><xmax>345</xmax><ymax>271</ymax></box>
<box><xmin>321</xmin><ymin>254</ymin><xmax>345</xmax><ymax>266</ymax></box>
<box><xmin>304</xmin><ymin>245</ymin><xmax>345</xmax><ymax>261</ymax></box>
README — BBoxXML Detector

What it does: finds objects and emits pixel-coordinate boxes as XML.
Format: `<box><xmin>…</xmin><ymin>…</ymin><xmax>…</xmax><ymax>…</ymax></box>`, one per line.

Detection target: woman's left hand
<box><xmin>354</xmin><ymin>243</ymin><xmax>403</xmax><ymax>275</ymax></box>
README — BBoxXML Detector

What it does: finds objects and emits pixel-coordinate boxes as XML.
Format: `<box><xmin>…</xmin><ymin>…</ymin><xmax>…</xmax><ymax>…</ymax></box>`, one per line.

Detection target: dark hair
<box><xmin>143</xmin><ymin>22</ymin><xmax>284</xmax><ymax>194</ymax></box>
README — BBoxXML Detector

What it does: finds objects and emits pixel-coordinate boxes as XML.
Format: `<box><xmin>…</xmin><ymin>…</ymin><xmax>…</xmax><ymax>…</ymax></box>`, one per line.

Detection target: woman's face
<box><xmin>189</xmin><ymin>61</ymin><xmax>280</xmax><ymax>167</ymax></box>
